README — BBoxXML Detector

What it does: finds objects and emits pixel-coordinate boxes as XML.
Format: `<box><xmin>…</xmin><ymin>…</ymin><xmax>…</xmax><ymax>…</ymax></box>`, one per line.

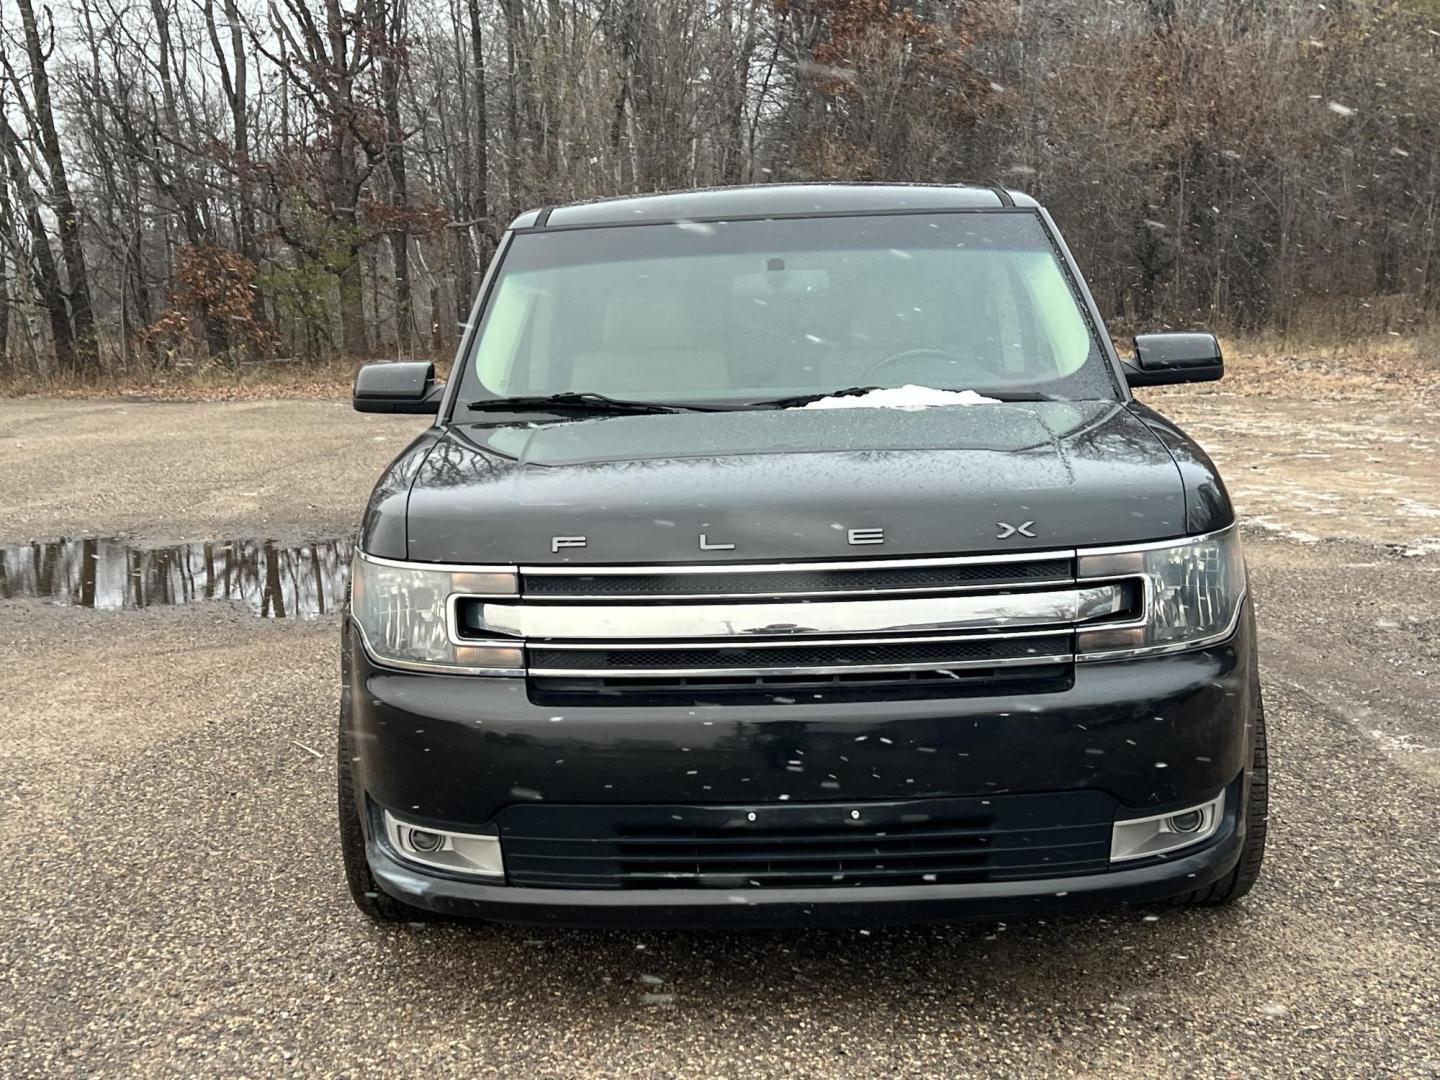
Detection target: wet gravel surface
<box><xmin>0</xmin><ymin>398</ymin><xmax>402</xmax><ymax>545</ymax></box>
<box><xmin>2</xmin><ymin>397</ymin><xmax>1438</xmax><ymax>1077</ymax></box>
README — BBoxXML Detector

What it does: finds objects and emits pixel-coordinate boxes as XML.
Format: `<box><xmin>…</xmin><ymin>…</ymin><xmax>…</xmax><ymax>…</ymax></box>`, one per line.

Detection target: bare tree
<box><xmin>5</xmin><ymin>0</ymin><xmax>99</xmax><ymax>369</ymax></box>
<box><xmin>1</xmin><ymin>0</ymin><xmax>1439</xmax><ymax>377</ymax></box>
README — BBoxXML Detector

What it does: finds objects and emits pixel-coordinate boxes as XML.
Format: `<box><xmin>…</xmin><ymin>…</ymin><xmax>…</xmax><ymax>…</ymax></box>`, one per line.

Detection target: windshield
<box><xmin>464</xmin><ymin>212</ymin><xmax>1117</xmax><ymax>406</ymax></box>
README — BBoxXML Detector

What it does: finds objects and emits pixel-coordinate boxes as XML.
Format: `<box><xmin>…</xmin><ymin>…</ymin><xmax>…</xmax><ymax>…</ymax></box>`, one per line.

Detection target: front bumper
<box><xmin>344</xmin><ymin>602</ymin><xmax>1259</xmax><ymax>927</ymax></box>
<box><xmin>366</xmin><ymin>817</ymin><xmax>1242</xmax><ymax>928</ymax></box>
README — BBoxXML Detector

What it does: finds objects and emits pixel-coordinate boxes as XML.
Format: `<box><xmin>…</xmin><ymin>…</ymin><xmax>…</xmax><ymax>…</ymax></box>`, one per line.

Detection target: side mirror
<box><xmin>1122</xmin><ymin>332</ymin><xmax>1224</xmax><ymax>387</ymax></box>
<box><xmin>353</xmin><ymin>361</ymin><xmax>445</xmax><ymax>414</ymax></box>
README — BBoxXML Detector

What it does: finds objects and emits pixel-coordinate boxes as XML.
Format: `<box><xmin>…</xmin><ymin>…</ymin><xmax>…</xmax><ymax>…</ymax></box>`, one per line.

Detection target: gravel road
<box><xmin>1</xmin><ymin>394</ymin><xmax>1437</xmax><ymax>1077</ymax></box>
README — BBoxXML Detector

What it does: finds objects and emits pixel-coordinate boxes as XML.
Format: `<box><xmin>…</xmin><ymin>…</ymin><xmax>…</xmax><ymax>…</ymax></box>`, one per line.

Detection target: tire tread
<box><xmin>1184</xmin><ymin>697</ymin><xmax>1268</xmax><ymax>906</ymax></box>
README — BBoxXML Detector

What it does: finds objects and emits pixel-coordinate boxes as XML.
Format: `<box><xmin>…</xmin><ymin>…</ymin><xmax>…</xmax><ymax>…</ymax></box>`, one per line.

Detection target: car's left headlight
<box><xmin>1075</xmin><ymin>527</ymin><xmax>1247</xmax><ymax>660</ymax></box>
<box><xmin>350</xmin><ymin>553</ymin><xmax>523</xmax><ymax>674</ymax></box>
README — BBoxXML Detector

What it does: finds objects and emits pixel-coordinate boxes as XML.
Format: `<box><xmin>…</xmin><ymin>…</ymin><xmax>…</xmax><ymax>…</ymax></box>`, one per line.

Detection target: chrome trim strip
<box><xmin>528</xmin><ymin>629</ymin><xmax>1073</xmax><ymax>651</ymax></box>
<box><xmin>1070</xmin><ymin>573</ymin><xmax>1152</xmax><ymax>633</ymax></box>
<box><xmin>1075</xmin><ymin>590</ymin><xmax>1247</xmax><ymax>663</ymax></box>
<box><xmin>528</xmin><ymin>654</ymin><xmax>1075</xmax><ymax>678</ymax></box>
<box><xmin>1075</xmin><ymin>523</ymin><xmax>1237</xmax><ymax>560</ymax></box>
<box><xmin>444</xmin><ymin>593</ymin><xmax>532</xmax><ymax>647</ymax></box>
<box><xmin>352</xmin><ymin>619</ymin><xmax>524</xmax><ymax>677</ymax></box>
<box><xmin>356</xmin><ymin>549</ymin><xmax>518</xmax><ymax>576</ymax></box>
<box><xmin>382</xmin><ymin>810</ymin><xmax>504</xmax><ymax>878</ymax></box>
<box><xmin>474</xmin><ymin>586</ymin><xmax>1127</xmax><ymax>641</ymax></box>
<box><xmin>520</xmin><ymin>550</ymin><xmax>1074</xmax><ymax>576</ymax></box>
<box><xmin>1110</xmin><ymin>790</ymin><xmax>1225</xmax><ymax>862</ymax></box>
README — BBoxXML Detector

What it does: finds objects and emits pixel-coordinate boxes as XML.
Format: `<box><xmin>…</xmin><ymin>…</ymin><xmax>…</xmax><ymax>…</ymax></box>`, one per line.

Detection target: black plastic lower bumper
<box><xmin>366</xmin><ymin>820</ymin><xmax>1242</xmax><ymax>928</ymax></box>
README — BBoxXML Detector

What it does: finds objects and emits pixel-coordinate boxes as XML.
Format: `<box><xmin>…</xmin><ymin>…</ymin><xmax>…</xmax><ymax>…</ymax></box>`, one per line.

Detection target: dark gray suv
<box><xmin>338</xmin><ymin>183</ymin><xmax>1267</xmax><ymax>928</ymax></box>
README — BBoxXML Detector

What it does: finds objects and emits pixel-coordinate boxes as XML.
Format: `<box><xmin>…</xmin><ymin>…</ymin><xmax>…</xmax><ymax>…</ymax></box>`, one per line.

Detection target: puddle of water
<box><xmin>0</xmin><ymin>537</ymin><xmax>352</xmax><ymax>618</ymax></box>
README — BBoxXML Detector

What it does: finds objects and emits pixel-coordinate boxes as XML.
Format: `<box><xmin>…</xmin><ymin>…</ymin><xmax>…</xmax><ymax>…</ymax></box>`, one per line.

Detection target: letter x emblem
<box><xmin>996</xmin><ymin>521</ymin><xmax>1037</xmax><ymax>539</ymax></box>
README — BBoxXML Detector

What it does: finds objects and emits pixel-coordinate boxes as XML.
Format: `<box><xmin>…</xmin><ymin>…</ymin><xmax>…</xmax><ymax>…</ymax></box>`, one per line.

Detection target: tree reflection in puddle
<box><xmin>0</xmin><ymin>537</ymin><xmax>353</xmax><ymax>618</ymax></box>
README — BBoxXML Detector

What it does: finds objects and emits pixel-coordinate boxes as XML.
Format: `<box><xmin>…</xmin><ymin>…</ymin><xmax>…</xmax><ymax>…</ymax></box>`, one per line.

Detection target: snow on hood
<box><xmin>797</xmin><ymin>385</ymin><xmax>1000</xmax><ymax>411</ymax></box>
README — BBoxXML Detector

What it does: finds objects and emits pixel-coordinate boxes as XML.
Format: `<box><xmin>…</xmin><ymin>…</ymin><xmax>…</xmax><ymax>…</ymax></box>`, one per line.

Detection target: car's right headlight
<box><xmin>350</xmin><ymin>553</ymin><xmax>523</xmax><ymax>674</ymax></box>
<box><xmin>1075</xmin><ymin>527</ymin><xmax>1247</xmax><ymax>660</ymax></box>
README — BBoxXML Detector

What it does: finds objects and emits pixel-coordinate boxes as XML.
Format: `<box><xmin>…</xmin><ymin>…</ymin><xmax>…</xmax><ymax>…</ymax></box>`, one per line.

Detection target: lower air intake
<box><xmin>497</xmin><ymin>794</ymin><xmax>1114</xmax><ymax>890</ymax></box>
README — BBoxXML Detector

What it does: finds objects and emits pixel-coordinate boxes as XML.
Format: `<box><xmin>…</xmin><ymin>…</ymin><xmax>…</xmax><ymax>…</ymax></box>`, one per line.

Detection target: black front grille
<box><xmin>528</xmin><ymin>667</ymin><xmax>1071</xmax><ymax>707</ymax></box>
<box><xmin>522</xmin><ymin>557</ymin><xmax>1073</xmax><ymax>598</ymax></box>
<box><xmin>499</xmin><ymin>794</ymin><xmax>1115</xmax><ymax>890</ymax></box>
<box><xmin>527</xmin><ymin>632</ymin><xmax>1073</xmax><ymax>673</ymax></box>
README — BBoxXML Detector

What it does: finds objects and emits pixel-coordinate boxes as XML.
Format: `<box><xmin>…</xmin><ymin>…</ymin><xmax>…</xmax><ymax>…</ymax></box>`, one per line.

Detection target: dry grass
<box><xmin>0</xmin><ymin>355</ymin><xmax>459</xmax><ymax>403</ymax></box>
<box><xmin>1</xmin><ymin>337</ymin><xmax>1435</xmax><ymax>404</ymax></box>
<box><xmin>0</xmin><ymin>356</ymin><xmax>359</xmax><ymax>402</ymax></box>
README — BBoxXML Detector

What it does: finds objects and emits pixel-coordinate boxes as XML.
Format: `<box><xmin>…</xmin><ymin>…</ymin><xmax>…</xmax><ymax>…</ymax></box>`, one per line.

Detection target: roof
<box><xmin>507</xmin><ymin>183</ymin><xmax>1039</xmax><ymax>230</ymax></box>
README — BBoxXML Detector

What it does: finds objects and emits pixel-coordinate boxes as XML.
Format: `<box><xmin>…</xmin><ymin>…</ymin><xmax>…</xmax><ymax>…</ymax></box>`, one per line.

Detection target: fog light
<box><xmin>1111</xmin><ymin>791</ymin><xmax>1224</xmax><ymax>863</ymax></box>
<box><xmin>383</xmin><ymin>810</ymin><xmax>504</xmax><ymax>879</ymax></box>
<box><xmin>1168</xmin><ymin>810</ymin><xmax>1204</xmax><ymax>834</ymax></box>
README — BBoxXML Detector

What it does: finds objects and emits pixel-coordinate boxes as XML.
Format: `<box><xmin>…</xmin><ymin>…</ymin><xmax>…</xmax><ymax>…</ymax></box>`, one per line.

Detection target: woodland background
<box><xmin>2</xmin><ymin>0</ymin><xmax>1439</xmax><ymax>379</ymax></box>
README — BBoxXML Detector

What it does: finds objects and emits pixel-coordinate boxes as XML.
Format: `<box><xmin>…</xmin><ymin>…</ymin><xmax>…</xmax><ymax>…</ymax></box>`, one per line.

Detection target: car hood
<box><xmin>380</xmin><ymin>401</ymin><xmax>1190</xmax><ymax>564</ymax></box>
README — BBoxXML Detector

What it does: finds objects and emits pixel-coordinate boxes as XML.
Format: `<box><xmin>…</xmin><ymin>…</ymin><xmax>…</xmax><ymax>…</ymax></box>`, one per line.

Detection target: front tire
<box><xmin>1185</xmin><ymin>695</ymin><xmax>1269</xmax><ymax>906</ymax></box>
<box><xmin>337</xmin><ymin>695</ymin><xmax>420</xmax><ymax>922</ymax></box>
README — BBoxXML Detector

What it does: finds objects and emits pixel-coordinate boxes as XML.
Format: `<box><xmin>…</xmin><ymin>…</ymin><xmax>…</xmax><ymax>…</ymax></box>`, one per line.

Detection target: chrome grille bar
<box><xmin>471</xmin><ymin>585</ymin><xmax>1126</xmax><ymax>641</ymax></box>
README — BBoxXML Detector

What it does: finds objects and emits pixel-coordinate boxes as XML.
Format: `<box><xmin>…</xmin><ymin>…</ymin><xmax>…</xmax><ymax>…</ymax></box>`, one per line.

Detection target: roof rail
<box><xmin>990</xmin><ymin>186</ymin><xmax>1015</xmax><ymax>208</ymax></box>
<box><xmin>534</xmin><ymin>205</ymin><xmax>555</xmax><ymax>227</ymax></box>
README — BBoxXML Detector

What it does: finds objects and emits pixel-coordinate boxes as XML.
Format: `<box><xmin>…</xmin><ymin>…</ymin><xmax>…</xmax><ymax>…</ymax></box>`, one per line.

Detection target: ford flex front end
<box><xmin>337</xmin><ymin>184</ymin><xmax>1267</xmax><ymax>928</ymax></box>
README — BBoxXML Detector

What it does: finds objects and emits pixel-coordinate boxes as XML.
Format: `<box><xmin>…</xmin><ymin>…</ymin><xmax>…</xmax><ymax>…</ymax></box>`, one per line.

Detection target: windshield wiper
<box><xmin>749</xmin><ymin>386</ymin><xmax>1060</xmax><ymax>408</ymax></box>
<box><xmin>466</xmin><ymin>392</ymin><xmax>716</xmax><ymax>416</ymax></box>
<box><xmin>748</xmin><ymin>386</ymin><xmax>884</xmax><ymax>408</ymax></box>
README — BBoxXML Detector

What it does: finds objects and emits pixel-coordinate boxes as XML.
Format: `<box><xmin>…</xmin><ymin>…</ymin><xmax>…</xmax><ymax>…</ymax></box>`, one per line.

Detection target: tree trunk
<box><xmin>225</xmin><ymin>0</ymin><xmax>256</xmax><ymax>264</ymax></box>
<box><xmin>147</xmin><ymin>0</ymin><xmax>230</xmax><ymax>357</ymax></box>
<box><xmin>328</xmin><ymin>126</ymin><xmax>367</xmax><ymax>357</ymax></box>
<box><xmin>721</xmin><ymin>0</ymin><xmax>757</xmax><ymax>185</ymax></box>
<box><xmin>0</xmin><ymin>118</ymin><xmax>74</xmax><ymax>370</ymax></box>
<box><xmin>465</xmin><ymin>0</ymin><xmax>490</xmax><ymax>310</ymax></box>
<box><xmin>378</xmin><ymin>0</ymin><xmax>412</xmax><ymax>354</ymax></box>
<box><xmin>0</xmin><ymin>246</ymin><xmax>9</xmax><ymax>370</ymax></box>
<box><xmin>0</xmin><ymin>189</ymin><xmax>10</xmax><ymax>367</ymax></box>
<box><xmin>17</xmin><ymin>0</ymin><xmax>98</xmax><ymax>372</ymax></box>
<box><xmin>430</xmin><ymin>284</ymin><xmax>444</xmax><ymax>353</ymax></box>
<box><xmin>499</xmin><ymin>0</ymin><xmax>528</xmax><ymax>204</ymax></box>
<box><xmin>338</xmin><ymin>240</ymin><xmax>368</xmax><ymax>358</ymax></box>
